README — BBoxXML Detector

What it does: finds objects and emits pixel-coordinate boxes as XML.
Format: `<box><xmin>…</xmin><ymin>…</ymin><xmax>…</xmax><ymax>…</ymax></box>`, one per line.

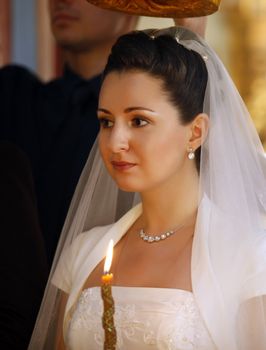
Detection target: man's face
<box><xmin>49</xmin><ymin>0</ymin><xmax>133</xmax><ymax>52</ymax></box>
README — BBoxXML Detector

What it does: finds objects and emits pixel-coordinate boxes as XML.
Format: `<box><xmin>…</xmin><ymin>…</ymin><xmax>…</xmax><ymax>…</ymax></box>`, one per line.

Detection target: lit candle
<box><xmin>101</xmin><ymin>239</ymin><xmax>116</xmax><ymax>350</ymax></box>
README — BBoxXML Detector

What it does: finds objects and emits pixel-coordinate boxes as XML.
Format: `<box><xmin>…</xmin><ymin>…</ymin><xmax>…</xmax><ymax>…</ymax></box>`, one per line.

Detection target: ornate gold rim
<box><xmin>86</xmin><ymin>0</ymin><xmax>221</xmax><ymax>18</ymax></box>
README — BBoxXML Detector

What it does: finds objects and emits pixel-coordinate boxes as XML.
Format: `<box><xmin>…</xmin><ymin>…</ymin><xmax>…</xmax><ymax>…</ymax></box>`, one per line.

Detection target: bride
<box><xmin>29</xmin><ymin>27</ymin><xmax>266</xmax><ymax>349</ymax></box>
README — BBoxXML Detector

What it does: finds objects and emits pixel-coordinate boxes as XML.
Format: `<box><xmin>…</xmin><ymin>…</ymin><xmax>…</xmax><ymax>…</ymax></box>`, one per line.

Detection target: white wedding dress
<box><xmin>52</xmin><ymin>203</ymin><xmax>217</xmax><ymax>349</ymax></box>
<box><xmin>66</xmin><ymin>286</ymin><xmax>215</xmax><ymax>349</ymax></box>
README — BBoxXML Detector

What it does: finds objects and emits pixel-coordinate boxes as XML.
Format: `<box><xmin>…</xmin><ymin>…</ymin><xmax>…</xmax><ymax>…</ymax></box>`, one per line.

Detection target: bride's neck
<box><xmin>140</xmin><ymin>171</ymin><xmax>199</xmax><ymax>233</ymax></box>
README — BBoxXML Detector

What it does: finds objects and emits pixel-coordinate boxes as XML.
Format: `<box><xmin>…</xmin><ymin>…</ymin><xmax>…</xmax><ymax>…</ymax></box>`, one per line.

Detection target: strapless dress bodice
<box><xmin>66</xmin><ymin>286</ymin><xmax>216</xmax><ymax>349</ymax></box>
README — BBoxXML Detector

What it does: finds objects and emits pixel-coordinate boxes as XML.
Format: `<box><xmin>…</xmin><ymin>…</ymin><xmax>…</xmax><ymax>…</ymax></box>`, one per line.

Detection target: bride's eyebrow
<box><xmin>97</xmin><ymin>108</ymin><xmax>111</xmax><ymax>114</ymax></box>
<box><xmin>97</xmin><ymin>107</ymin><xmax>158</xmax><ymax>114</ymax></box>
<box><xmin>124</xmin><ymin>107</ymin><xmax>156</xmax><ymax>113</ymax></box>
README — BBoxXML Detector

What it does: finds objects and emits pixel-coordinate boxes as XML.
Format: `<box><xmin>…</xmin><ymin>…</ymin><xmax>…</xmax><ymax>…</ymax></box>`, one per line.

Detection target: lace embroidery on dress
<box><xmin>162</xmin><ymin>297</ymin><xmax>207</xmax><ymax>349</ymax></box>
<box><xmin>66</xmin><ymin>287</ymin><xmax>215</xmax><ymax>349</ymax></box>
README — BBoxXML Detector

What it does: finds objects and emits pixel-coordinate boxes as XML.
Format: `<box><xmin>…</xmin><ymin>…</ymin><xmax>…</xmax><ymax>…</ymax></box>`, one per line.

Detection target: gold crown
<box><xmin>86</xmin><ymin>0</ymin><xmax>221</xmax><ymax>18</ymax></box>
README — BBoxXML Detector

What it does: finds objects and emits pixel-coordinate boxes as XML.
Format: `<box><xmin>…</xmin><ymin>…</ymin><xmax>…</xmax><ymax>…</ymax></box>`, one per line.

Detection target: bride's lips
<box><xmin>111</xmin><ymin>161</ymin><xmax>136</xmax><ymax>171</ymax></box>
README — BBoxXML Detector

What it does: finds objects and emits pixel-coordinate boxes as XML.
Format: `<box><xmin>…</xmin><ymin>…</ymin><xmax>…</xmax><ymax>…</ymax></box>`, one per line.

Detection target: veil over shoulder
<box><xmin>29</xmin><ymin>27</ymin><xmax>266</xmax><ymax>349</ymax></box>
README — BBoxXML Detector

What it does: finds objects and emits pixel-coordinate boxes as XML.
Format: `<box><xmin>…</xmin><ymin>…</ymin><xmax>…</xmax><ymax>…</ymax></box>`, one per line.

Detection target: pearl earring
<box><xmin>188</xmin><ymin>147</ymin><xmax>195</xmax><ymax>160</ymax></box>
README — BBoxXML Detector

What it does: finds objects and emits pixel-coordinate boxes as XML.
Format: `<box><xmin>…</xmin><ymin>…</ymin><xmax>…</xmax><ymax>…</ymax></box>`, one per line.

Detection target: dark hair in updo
<box><xmin>102</xmin><ymin>31</ymin><xmax>208</xmax><ymax>171</ymax></box>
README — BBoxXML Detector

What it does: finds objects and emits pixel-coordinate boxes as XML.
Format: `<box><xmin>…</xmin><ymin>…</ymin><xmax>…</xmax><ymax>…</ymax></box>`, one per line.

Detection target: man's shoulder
<box><xmin>0</xmin><ymin>64</ymin><xmax>44</xmax><ymax>96</ymax></box>
<box><xmin>0</xmin><ymin>64</ymin><xmax>40</xmax><ymax>82</ymax></box>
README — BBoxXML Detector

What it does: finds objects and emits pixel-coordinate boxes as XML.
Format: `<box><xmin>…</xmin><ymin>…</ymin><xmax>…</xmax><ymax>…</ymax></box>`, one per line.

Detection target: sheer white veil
<box><xmin>29</xmin><ymin>27</ymin><xmax>266</xmax><ymax>349</ymax></box>
<box><xmin>28</xmin><ymin>140</ymin><xmax>138</xmax><ymax>348</ymax></box>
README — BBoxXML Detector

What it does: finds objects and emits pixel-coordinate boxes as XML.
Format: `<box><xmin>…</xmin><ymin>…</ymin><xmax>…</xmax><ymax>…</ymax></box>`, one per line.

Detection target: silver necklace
<box><xmin>139</xmin><ymin>223</ymin><xmax>185</xmax><ymax>243</ymax></box>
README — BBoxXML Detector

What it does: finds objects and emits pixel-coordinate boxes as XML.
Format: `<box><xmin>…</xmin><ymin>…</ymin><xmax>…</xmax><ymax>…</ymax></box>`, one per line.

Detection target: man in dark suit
<box><xmin>0</xmin><ymin>0</ymin><xmax>138</xmax><ymax>264</ymax></box>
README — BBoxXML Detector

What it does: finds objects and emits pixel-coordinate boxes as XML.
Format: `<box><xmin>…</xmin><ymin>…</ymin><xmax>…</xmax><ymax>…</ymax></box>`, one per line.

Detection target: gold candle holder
<box><xmin>86</xmin><ymin>0</ymin><xmax>222</xmax><ymax>18</ymax></box>
<box><xmin>101</xmin><ymin>240</ymin><xmax>117</xmax><ymax>350</ymax></box>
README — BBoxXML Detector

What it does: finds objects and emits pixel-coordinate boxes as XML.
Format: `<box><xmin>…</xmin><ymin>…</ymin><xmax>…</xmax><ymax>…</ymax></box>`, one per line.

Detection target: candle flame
<box><xmin>104</xmin><ymin>239</ymin><xmax>113</xmax><ymax>274</ymax></box>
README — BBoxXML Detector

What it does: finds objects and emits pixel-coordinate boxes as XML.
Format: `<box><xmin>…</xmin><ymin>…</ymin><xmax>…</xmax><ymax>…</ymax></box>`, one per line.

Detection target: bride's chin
<box><xmin>117</xmin><ymin>184</ymin><xmax>138</xmax><ymax>192</ymax></box>
<box><xmin>115</xmin><ymin>180</ymin><xmax>141</xmax><ymax>193</ymax></box>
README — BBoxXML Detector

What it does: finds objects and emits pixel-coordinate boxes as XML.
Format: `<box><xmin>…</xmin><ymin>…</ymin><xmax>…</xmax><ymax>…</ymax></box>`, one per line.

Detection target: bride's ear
<box><xmin>188</xmin><ymin>113</ymin><xmax>209</xmax><ymax>151</ymax></box>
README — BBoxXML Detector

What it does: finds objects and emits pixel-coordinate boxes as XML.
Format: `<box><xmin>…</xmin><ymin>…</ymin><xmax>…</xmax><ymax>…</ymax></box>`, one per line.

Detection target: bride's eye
<box><xmin>131</xmin><ymin>117</ymin><xmax>149</xmax><ymax>127</ymax></box>
<box><xmin>98</xmin><ymin>118</ymin><xmax>114</xmax><ymax>129</ymax></box>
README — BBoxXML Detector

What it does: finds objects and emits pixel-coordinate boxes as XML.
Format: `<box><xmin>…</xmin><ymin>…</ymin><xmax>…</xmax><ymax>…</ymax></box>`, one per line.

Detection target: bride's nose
<box><xmin>108</xmin><ymin>124</ymin><xmax>130</xmax><ymax>153</ymax></box>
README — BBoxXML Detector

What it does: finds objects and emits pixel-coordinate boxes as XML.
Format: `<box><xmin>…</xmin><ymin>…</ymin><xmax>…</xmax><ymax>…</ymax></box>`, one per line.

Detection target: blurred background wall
<box><xmin>0</xmin><ymin>0</ymin><xmax>265</xmax><ymax>146</ymax></box>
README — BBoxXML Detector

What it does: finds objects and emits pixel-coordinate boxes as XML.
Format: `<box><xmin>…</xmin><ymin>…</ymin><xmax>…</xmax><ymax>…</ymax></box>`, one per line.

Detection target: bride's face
<box><xmin>98</xmin><ymin>71</ymin><xmax>193</xmax><ymax>193</ymax></box>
